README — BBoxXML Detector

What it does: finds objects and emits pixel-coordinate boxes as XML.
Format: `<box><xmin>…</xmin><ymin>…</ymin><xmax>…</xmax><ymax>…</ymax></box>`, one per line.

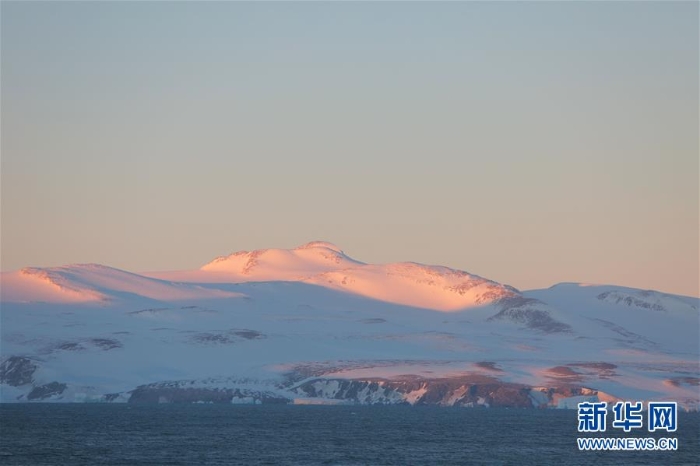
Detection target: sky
<box><xmin>1</xmin><ymin>1</ymin><xmax>698</xmax><ymax>297</ymax></box>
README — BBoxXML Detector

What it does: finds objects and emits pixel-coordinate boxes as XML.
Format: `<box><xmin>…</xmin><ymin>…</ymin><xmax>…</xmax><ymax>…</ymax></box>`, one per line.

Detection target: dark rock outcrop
<box><xmin>56</xmin><ymin>342</ymin><xmax>84</xmax><ymax>351</ymax></box>
<box><xmin>0</xmin><ymin>356</ymin><xmax>38</xmax><ymax>386</ymax></box>
<box><xmin>90</xmin><ymin>338</ymin><xmax>122</xmax><ymax>350</ymax></box>
<box><xmin>191</xmin><ymin>329</ymin><xmax>265</xmax><ymax>345</ymax></box>
<box><xmin>597</xmin><ymin>291</ymin><xmax>666</xmax><ymax>312</ymax></box>
<box><xmin>27</xmin><ymin>382</ymin><xmax>67</xmax><ymax>400</ymax></box>
<box><xmin>489</xmin><ymin>297</ymin><xmax>572</xmax><ymax>333</ymax></box>
<box><xmin>474</xmin><ymin>361</ymin><xmax>503</xmax><ymax>372</ymax></box>
<box><xmin>294</xmin><ymin>375</ymin><xmax>536</xmax><ymax>408</ymax></box>
<box><xmin>231</xmin><ymin>330</ymin><xmax>264</xmax><ymax>340</ymax></box>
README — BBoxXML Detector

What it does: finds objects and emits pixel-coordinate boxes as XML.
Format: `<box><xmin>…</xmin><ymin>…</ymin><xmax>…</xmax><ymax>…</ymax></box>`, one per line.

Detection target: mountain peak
<box><xmin>294</xmin><ymin>241</ymin><xmax>344</xmax><ymax>254</ymax></box>
<box><xmin>199</xmin><ymin>241</ymin><xmax>360</xmax><ymax>276</ymax></box>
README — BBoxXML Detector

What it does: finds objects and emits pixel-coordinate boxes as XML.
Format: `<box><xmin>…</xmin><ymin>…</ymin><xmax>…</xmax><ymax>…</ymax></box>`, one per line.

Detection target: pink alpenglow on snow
<box><xmin>155</xmin><ymin>241</ymin><xmax>518</xmax><ymax>311</ymax></box>
<box><xmin>0</xmin><ymin>241</ymin><xmax>698</xmax><ymax>410</ymax></box>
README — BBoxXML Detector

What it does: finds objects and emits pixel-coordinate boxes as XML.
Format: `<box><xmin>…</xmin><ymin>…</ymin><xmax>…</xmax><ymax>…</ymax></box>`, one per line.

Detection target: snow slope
<box><xmin>1</xmin><ymin>264</ymin><xmax>242</xmax><ymax>304</ymax></box>
<box><xmin>152</xmin><ymin>241</ymin><xmax>518</xmax><ymax>311</ymax></box>
<box><xmin>1</xmin><ymin>242</ymin><xmax>698</xmax><ymax>409</ymax></box>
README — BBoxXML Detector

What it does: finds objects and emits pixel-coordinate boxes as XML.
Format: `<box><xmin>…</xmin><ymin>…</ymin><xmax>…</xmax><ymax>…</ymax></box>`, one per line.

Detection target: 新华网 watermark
<box><xmin>577</xmin><ymin>401</ymin><xmax>678</xmax><ymax>451</ymax></box>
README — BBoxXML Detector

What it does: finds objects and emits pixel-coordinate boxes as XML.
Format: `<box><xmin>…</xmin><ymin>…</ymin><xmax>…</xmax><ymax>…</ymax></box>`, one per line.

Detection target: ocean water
<box><xmin>0</xmin><ymin>405</ymin><xmax>698</xmax><ymax>465</ymax></box>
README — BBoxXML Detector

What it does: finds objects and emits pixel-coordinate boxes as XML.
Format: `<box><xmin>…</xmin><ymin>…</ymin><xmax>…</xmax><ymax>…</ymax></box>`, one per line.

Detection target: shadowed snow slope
<box><xmin>1</xmin><ymin>242</ymin><xmax>698</xmax><ymax>408</ymax></box>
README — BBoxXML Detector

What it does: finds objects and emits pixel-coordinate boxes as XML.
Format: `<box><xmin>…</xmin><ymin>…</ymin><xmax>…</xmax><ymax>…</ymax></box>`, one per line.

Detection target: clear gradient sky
<box><xmin>1</xmin><ymin>1</ymin><xmax>698</xmax><ymax>297</ymax></box>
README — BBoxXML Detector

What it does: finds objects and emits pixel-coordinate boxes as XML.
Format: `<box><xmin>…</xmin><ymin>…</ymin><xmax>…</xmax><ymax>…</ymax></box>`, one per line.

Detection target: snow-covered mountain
<box><xmin>1</xmin><ymin>241</ymin><xmax>698</xmax><ymax>409</ymax></box>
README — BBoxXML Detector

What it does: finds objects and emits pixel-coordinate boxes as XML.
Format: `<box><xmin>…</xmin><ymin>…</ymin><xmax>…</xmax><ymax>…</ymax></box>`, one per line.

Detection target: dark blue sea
<box><xmin>0</xmin><ymin>405</ymin><xmax>698</xmax><ymax>465</ymax></box>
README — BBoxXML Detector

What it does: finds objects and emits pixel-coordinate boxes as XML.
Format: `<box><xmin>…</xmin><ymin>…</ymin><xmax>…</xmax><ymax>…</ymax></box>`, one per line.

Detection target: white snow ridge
<box><xmin>1</xmin><ymin>241</ymin><xmax>698</xmax><ymax>410</ymax></box>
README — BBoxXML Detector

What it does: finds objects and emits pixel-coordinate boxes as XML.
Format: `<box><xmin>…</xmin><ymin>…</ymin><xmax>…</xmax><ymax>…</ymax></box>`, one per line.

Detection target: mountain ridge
<box><xmin>1</xmin><ymin>241</ymin><xmax>698</xmax><ymax>408</ymax></box>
